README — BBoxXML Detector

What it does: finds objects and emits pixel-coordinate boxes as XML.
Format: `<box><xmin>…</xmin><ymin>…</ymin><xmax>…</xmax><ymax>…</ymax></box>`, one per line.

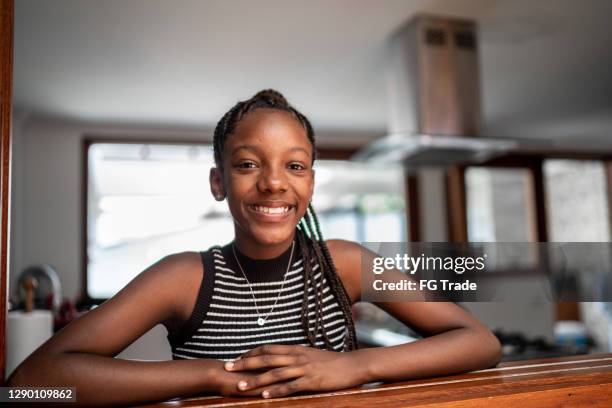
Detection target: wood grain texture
<box><xmin>445</xmin><ymin>165</ymin><xmax>467</xmax><ymax>242</ymax></box>
<box><xmin>0</xmin><ymin>0</ymin><xmax>13</xmax><ymax>385</ymax></box>
<box><xmin>137</xmin><ymin>354</ymin><xmax>612</xmax><ymax>407</ymax></box>
<box><xmin>404</xmin><ymin>171</ymin><xmax>420</xmax><ymax>242</ymax></box>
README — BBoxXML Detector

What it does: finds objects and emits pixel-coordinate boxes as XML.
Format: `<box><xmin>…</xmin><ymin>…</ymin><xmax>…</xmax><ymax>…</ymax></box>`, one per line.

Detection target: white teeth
<box><xmin>252</xmin><ymin>205</ymin><xmax>290</xmax><ymax>214</ymax></box>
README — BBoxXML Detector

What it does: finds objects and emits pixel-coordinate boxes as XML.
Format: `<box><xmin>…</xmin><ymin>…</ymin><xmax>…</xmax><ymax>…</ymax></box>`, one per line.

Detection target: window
<box><xmin>464</xmin><ymin>166</ymin><xmax>538</xmax><ymax>271</ymax></box>
<box><xmin>465</xmin><ymin>167</ymin><xmax>536</xmax><ymax>242</ymax></box>
<box><xmin>86</xmin><ymin>143</ymin><xmax>233</xmax><ymax>299</ymax></box>
<box><xmin>543</xmin><ymin>159</ymin><xmax>612</xmax><ymax>351</ymax></box>
<box><xmin>544</xmin><ymin>159</ymin><xmax>610</xmax><ymax>242</ymax></box>
<box><xmin>312</xmin><ymin>160</ymin><xmax>407</xmax><ymax>242</ymax></box>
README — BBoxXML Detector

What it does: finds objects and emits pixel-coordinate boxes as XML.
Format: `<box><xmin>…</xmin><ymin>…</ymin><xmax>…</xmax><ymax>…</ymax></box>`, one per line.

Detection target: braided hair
<box><xmin>212</xmin><ymin>89</ymin><xmax>358</xmax><ymax>351</ymax></box>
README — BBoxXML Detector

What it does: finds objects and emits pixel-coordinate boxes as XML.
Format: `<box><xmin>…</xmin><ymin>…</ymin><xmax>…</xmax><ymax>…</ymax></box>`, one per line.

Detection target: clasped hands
<box><xmin>217</xmin><ymin>344</ymin><xmax>369</xmax><ymax>399</ymax></box>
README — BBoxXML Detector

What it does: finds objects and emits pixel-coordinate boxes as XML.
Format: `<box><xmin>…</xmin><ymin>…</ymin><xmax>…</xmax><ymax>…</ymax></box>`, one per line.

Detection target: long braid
<box><xmin>296</xmin><ymin>227</ymin><xmax>317</xmax><ymax>346</ymax></box>
<box><xmin>296</xmin><ymin>218</ymin><xmax>328</xmax><ymax>347</ymax></box>
<box><xmin>303</xmin><ymin>217</ymin><xmax>330</xmax><ymax>346</ymax></box>
<box><xmin>295</xmin><ymin>205</ymin><xmax>358</xmax><ymax>351</ymax></box>
<box><xmin>306</xmin><ymin>204</ymin><xmax>358</xmax><ymax>350</ymax></box>
<box><xmin>213</xmin><ymin>89</ymin><xmax>357</xmax><ymax>351</ymax></box>
<box><xmin>304</xmin><ymin>209</ymin><xmax>333</xmax><ymax>346</ymax></box>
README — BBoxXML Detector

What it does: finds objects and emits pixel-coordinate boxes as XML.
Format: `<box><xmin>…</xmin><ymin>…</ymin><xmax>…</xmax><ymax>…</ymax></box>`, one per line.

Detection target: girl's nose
<box><xmin>257</xmin><ymin>166</ymin><xmax>288</xmax><ymax>194</ymax></box>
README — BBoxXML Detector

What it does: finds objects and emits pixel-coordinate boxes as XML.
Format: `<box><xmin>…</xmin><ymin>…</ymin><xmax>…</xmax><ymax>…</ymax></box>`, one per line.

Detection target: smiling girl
<box><xmin>8</xmin><ymin>90</ymin><xmax>501</xmax><ymax>406</ymax></box>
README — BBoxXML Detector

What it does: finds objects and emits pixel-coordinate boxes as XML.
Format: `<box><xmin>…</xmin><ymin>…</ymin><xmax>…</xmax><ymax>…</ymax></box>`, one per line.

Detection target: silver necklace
<box><xmin>232</xmin><ymin>241</ymin><xmax>295</xmax><ymax>326</ymax></box>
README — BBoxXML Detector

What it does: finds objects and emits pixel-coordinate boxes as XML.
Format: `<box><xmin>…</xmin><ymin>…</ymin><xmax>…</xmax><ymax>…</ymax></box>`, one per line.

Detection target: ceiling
<box><xmin>13</xmin><ymin>0</ymin><xmax>612</xmax><ymax>141</ymax></box>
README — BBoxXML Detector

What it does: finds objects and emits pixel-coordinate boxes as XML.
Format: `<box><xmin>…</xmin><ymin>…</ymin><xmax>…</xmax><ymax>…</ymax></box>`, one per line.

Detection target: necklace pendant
<box><xmin>232</xmin><ymin>242</ymin><xmax>295</xmax><ymax>331</ymax></box>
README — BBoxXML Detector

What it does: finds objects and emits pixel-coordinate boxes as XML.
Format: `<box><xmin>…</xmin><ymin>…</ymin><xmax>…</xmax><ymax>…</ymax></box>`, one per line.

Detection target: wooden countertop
<box><xmin>140</xmin><ymin>353</ymin><xmax>612</xmax><ymax>407</ymax></box>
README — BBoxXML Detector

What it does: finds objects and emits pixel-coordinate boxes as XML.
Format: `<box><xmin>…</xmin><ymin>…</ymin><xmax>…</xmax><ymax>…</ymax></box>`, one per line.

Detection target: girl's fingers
<box><xmin>262</xmin><ymin>378</ymin><xmax>309</xmax><ymax>399</ymax></box>
<box><xmin>233</xmin><ymin>386</ymin><xmax>268</xmax><ymax>397</ymax></box>
<box><xmin>225</xmin><ymin>354</ymin><xmax>300</xmax><ymax>371</ymax></box>
<box><xmin>236</xmin><ymin>366</ymin><xmax>304</xmax><ymax>391</ymax></box>
<box><xmin>240</xmin><ymin>344</ymin><xmax>303</xmax><ymax>359</ymax></box>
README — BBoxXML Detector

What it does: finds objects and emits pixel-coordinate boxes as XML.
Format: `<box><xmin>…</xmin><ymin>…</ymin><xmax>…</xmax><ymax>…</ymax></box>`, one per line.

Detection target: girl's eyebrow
<box><xmin>288</xmin><ymin>146</ymin><xmax>312</xmax><ymax>157</ymax></box>
<box><xmin>231</xmin><ymin>145</ymin><xmax>260</xmax><ymax>155</ymax></box>
<box><xmin>231</xmin><ymin>145</ymin><xmax>312</xmax><ymax>157</ymax></box>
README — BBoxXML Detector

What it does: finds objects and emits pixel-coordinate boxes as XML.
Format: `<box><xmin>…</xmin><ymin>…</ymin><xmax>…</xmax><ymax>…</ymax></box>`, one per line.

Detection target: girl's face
<box><xmin>210</xmin><ymin>109</ymin><xmax>314</xmax><ymax>251</ymax></box>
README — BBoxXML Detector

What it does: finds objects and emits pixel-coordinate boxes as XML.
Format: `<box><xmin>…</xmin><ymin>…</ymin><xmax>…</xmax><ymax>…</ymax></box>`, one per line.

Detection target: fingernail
<box><xmin>262</xmin><ymin>390</ymin><xmax>270</xmax><ymax>398</ymax></box>
<box><xmin>238</xmin><ymin>381</ymin><xmax>248</xmax><ymax>390</ymax></box>
<box><xmin>225</xmin><ymin>362</ymin><xmax>234</xmax><ymax>370</ymax></box>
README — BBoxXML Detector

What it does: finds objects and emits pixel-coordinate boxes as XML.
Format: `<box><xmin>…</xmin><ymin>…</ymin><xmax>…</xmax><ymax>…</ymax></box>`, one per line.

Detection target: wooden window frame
<box><xmin>0</xmin><ymin>0</ymin><xmax>13</xmax><ymax>383</ymax></box>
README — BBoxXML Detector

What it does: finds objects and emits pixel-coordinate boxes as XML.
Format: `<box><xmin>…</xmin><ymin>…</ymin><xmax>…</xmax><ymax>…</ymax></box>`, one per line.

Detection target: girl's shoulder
<box><xmin>325</xmin><ymin>239</ymin><xmax>363</xmax><ymax>303</ymax></box>
<box><xmin>158</xmin><ymin>251</ymin><xmax>203</xmax><ymax>282</ymax></box>
<box><xmin>156</xmin><ymin>251</ymin><xmax>206</xmax><ymax>325</ymax></box>
<box><xmin>325</xmin><ymin>239</ymin><xmax>363</xmax><ymax>259</ymax></box>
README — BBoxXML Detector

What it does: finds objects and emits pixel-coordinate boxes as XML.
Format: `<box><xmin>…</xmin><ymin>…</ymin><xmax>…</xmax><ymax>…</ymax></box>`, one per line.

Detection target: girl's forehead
<box><xmin>227</xmin><ymin>109</ymin><xmax>312</xmax><ymax>149</ymax></box>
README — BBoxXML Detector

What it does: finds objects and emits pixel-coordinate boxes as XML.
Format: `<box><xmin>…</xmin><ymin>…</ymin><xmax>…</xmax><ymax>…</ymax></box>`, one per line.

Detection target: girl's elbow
<box><xmin>483</xmin><ymin>330</ymin><xmax>502</xmax><ymax>368</ymax></box>
<box><xmin>469</xmin><ymin>325</ymin><xmax>502</xmax><ymax>369</ymax></box>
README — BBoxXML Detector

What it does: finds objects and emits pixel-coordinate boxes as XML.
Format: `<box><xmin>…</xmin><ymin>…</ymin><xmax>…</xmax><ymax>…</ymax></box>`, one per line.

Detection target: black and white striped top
<box><xmin>167</xmin><ymin>240</ymin><xmax>350</xmax><ymax>361</ymax></box>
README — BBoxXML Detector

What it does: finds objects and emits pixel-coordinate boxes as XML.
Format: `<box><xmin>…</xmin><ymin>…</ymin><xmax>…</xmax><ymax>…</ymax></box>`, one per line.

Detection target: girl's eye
<box><xmin>289</xmin><ymin>163</ymin><xmax>306</xmax><ymax>171</ymax></box>
<box><xmin>236</xmin><ymin>162</ymin><xmax>257</xmax><ymax>169</ymax></box>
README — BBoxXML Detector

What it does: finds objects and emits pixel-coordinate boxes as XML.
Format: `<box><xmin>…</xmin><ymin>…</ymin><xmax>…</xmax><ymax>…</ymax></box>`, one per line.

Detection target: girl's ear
<box><xmin>209</xmin><ymin>167</ymin><xmax>226</xmax><ymax>201</ymax></box>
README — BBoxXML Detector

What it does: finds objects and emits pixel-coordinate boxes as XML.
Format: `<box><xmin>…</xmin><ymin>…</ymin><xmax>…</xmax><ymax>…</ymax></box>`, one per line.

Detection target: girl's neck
<box><xmin>233</xmin><ymin>233</ymin><xmax>296</xmax><ymax>259</ymax></box>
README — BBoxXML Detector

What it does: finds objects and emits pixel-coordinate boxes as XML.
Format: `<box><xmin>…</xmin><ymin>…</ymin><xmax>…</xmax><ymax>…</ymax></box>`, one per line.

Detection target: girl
<box><xmin>8</xmin><ymin>90</ymin><xmax>501</xmax><ymax>406</ymax></box>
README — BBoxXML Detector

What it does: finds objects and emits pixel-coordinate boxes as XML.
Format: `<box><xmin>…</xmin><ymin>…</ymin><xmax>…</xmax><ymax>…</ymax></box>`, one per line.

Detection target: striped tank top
<box><xmin>167</xmin><ymin>240</ymin><xmax>351</xmax><ymax>361</ymax></box>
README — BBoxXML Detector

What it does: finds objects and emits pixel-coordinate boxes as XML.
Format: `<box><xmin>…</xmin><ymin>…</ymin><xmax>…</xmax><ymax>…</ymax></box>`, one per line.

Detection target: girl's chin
<box><xmin>249</xmin><ymin>226</ymin><xmax>296</xmax><ymax>246</ymax></box>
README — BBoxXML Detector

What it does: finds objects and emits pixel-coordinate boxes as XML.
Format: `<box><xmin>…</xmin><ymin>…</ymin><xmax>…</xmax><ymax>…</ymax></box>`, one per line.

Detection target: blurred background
<box><xmin>7</xmin><ymin>0</ymin><xmax>612</xmax><ymax>375</ymax></box>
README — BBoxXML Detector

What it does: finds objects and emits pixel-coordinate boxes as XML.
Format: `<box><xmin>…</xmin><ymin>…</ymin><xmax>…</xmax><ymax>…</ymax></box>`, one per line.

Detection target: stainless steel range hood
<box><xmin>353</xmin><ymin>133</ymin><xmax>518</xmax><ymax>167</ymax></box>
<box><xmin>355</xmin><ymin>15</ymin><xmax>502</xmax><ymax>167</ymax></box>
<box><xmin>353</xmin><ymin>131</ymin><xmax>612</xmax><ymax>166</ymax></box>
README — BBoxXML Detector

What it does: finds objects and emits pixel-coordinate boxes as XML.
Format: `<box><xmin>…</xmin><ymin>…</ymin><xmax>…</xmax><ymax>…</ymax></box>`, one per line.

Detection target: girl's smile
<box><xmin>247</xmin><ymin>201</ymin><xmax>296</xmax><ymax>221</ymax></box>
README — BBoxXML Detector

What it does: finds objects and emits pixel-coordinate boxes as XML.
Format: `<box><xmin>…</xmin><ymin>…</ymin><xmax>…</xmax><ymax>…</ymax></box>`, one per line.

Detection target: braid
<box><xmin>213</xmin><ymin>89</ymin><xmax>357</xmax><ymax>351</ymax></box>
<box><xmin>304</xmin><ymin>204</ymin><xmax>359</xmax><ymax>351</ymax></box>
<box><xmin>297</xmin><ymin>228</ymin><xmax>318</xmax><ymax>346</ymax></box>
<box><xmin>213</xmin><ymin>102</ymin><xmax>244</xmax><ymax>170</ymax></box>
<box><xmin>303</xmin><ymin>215</ymin><xmax>330</xmax><ymax>346</ymax></box>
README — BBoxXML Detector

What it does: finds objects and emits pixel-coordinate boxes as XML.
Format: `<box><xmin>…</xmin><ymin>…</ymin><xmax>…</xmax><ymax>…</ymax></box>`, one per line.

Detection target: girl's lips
<box><xmin>247</xmin><ymin>204</ymin><xmax>295</xmax><ymax>222</ymax></box>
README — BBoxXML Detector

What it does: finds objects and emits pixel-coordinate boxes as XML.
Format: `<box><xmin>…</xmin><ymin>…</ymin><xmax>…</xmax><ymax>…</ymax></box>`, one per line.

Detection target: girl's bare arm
<box><xmin>7</xmin><ymin>253</ymin><xmax>258</xmax><ymax>406</ymax></box>
<box><xmin>331</xmin><ymin>239</ymin><xmax>502</xmax><ymax>381</ymax></box>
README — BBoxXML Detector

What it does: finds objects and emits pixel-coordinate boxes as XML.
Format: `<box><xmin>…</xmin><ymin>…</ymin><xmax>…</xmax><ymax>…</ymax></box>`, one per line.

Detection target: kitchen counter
<box><xmin>139</xmin><ymin>353</ymin><xmax>612</xmax><ymax>407</ymax></box>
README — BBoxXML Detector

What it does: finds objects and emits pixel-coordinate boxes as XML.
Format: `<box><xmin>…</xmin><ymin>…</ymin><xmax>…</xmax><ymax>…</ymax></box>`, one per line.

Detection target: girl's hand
<box><xmin>209</xmin><ymin>361</ymin><xmax>270</xmax><ymax>397</ymax></box>
<box><xmin>223</xmin><ymin>344</ymin><xmax>371</xmax><ymax>398</ymax></box>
